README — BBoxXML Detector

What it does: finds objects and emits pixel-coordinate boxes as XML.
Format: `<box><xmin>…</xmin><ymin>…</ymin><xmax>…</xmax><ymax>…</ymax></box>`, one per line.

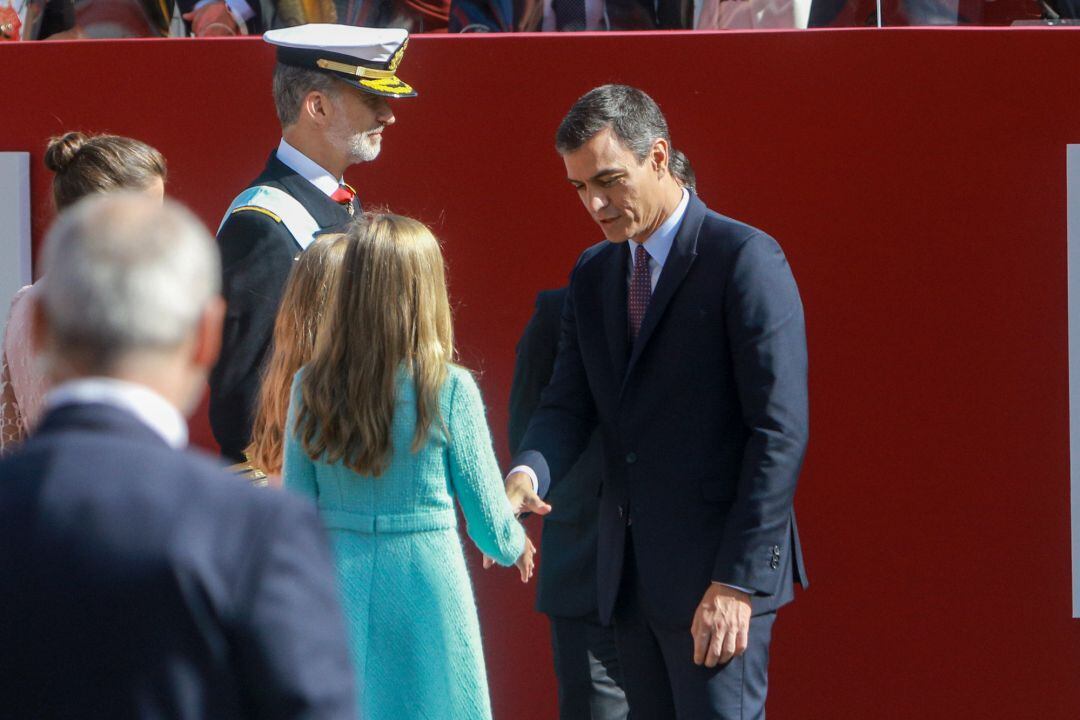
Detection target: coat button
<box><xmin>625</xmin><ymin>452</ymin><xmax>637</xmax><ymax>464</ymax></box>
<box><xmin>617</xmin><ymin>505</ymin><xmax>624</xmax><ymax>518</ymax></box>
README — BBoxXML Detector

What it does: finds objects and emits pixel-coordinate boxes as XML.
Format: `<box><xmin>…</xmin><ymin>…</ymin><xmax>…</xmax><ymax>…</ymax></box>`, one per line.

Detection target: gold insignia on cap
<box><xmin>358</xmin><ymin>76</ymin><xmax>415</xmax><ymax>96</ymax></box>
<box><xmin>317</xmin><ymin>58</ymin><xmax>395</xmax><ymax>79</ymax></box>
<box><xmin>388</xmin><ymin>38</ymin><xmax>408</xmax><ymax>73</ymax></box>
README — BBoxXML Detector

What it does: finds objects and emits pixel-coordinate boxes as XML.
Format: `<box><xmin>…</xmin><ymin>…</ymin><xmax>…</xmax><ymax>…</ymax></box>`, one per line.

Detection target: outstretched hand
<box><xmin>505</xmin><ymin>470</ymin><xmax>551</xmax><ymax>517</ymax></box>
<box><xmin>482</xmin><ymin>536</ymin><xmax>537</xmax><ymax>583</ymax></box>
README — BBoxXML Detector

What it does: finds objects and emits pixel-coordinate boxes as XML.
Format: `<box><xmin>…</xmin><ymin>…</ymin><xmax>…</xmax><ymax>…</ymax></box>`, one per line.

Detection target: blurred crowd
<box><xmin>1</xmin><ymin>0</ymin><xmax>1075</xmax><ymax>40</ymax></box>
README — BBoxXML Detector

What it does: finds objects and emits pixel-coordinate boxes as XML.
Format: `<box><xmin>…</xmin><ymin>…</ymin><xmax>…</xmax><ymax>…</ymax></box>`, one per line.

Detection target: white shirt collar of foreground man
<box><xmin>627</xmin><ymin>188</ymin><xmax>690</xmax><ymax>291</ymax></box>
<box><xmin>276</xmin><ymin>138</ymin><xmax>344</xmax><ymax>198</ymax></box>
<box><xmin>46</xmin><ymin>377</ymin><xmax>188</xmax><ymax>449</ymax></box>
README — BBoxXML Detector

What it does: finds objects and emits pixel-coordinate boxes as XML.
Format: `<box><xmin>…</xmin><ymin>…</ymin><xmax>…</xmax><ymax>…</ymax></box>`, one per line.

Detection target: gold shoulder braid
<box><xmin>226</xmin><ymin>458</ymin><xmax>270</xmax><ymax>487</ymax></box>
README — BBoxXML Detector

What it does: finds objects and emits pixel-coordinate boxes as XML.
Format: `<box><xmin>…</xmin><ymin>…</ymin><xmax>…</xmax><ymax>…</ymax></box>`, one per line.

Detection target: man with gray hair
<box><xmin>505</xmin><ymin>84</ymin><xmax>809</xmax><ymax>718</ymax></box>
<box><xmin>0</xmin><ymin>194</ymin><xmax>357</xmax><ymax>719</ymax></box>
<box><xmin>211</xmin><ymin>24</ymin><xmax>417</xmax><ymax>461</ymax></box>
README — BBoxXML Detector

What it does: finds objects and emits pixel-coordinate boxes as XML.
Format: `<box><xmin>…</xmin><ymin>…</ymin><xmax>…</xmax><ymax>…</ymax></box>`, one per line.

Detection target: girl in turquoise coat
<box><xmin>283</xmin><ymin>213</ymin><xmax>535</xmax><ymax>720</ymax></box>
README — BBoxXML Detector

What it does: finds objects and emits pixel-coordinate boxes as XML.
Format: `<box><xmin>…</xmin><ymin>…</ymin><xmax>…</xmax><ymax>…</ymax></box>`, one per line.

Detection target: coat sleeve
<box><xmin>210</xmin><ymin>209</ymin><xmax>297</xmax><ymax>462</ymax></box>
<box><xmin>516</xmin><ymin>260</ymin><xmax>599</xmax><ymax>497</ymax></box>
<box><xmin>712</xmin><ymin>231</ymin><xmax>809</xmax><ymax>595</ymax></box>
<box><xmin>447</xmin><ymin>369</ymin><xmax>526</xmax><ymax>567</ymax></box>
<box><xmin>230</xmin><ymin>495</ymin><xmax>356</xmax><ymax>720</ymax></box>
<box><xmin>507</xmin><ymin>289</ymin><xmax>564</xmax><ymax>455</ymax></box>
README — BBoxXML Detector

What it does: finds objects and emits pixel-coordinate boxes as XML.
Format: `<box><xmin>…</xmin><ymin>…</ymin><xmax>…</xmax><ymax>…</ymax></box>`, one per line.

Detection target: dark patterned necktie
<box><xmin>629</xmin><ymin>243</ymin><xmax>652</xmax><ymax>341</ymax></box>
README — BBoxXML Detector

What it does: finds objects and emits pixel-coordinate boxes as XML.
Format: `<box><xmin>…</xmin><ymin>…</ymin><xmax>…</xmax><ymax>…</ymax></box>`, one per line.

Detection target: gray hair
<box><xmin>555</xmin><ymin>84</ymin><xmax>671</xmax><ymax>161</ymax></box>
<box><xmin>273</xmin><ymin>63</ymin><xmax>342</xmax><ymax>127</ymax></box>
<box><xmin>39</xmin><ymin>194</ymin><xmax>220</xmax><ymax>371</ymax></box>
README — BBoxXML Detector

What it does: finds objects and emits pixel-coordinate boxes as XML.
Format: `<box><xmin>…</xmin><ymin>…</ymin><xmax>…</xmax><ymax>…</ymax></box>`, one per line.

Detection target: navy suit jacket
<box><xmin>0</xmin><ymin>402</ymin><xmax>356</xmax><ymax>719</ymax></box>
<box><xmin>509</xmin><ymin>288</ymin><xmax>604</xmax><ymax>619</ymax></box>
<box><xmin>516</xmin><ymin>194</ymin><xmax>809</xmax><ymax>626</ymax></box>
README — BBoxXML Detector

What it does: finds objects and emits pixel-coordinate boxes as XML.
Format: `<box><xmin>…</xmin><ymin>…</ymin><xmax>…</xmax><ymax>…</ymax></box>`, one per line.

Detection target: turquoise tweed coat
<box><xmin>284</xmin><ymin>365</ymin><xmax>525</xmax><ymax>720</ymax></box>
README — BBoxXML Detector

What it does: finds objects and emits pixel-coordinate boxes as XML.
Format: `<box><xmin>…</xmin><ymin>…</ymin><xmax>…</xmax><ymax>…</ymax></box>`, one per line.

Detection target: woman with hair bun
<box><xmin>0</xmin><ymin>132</ymin><xmax>167</xmax><ymax>455</ymax></box>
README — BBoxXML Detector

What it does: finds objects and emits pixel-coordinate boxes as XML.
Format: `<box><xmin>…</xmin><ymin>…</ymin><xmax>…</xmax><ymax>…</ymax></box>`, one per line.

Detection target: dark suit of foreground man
<box><xmin>506</xmin><ymin>85</ymin><xmax>809</xmax><ymax>719</ymax></box>
<box><xmin>0</xmin><ymin>195</ymin><xmax>356</xmax><ymax>719</ymax></box>
<box><xmin>510</xmin><ymin>288</ymin><xmax>629</xmax><ymax>720</ymax></box>
<box><xmin>210</xmin><ymin>25</ymin><xmax>417</xmax><ymax>460</ymax></box>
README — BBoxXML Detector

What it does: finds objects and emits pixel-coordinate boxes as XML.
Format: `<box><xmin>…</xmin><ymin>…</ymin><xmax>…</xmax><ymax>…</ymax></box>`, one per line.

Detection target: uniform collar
<box><xmin>275</xmin><ymin>138</ymin><xmax>343</xmax><ymax>198</ymax></box>
<box><xmin>628</xmin><ymin>189</ymin><xmax>690</xmax><ymax>267</ymax></box>
<box><xmin>45</xmin><ymin>377</ymin><xmax>188</xmax><ymax>449</ymax></box>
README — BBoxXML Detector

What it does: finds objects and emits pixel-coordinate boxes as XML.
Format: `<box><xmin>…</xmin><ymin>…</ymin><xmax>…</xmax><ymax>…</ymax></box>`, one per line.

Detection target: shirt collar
<box><xmin>276</xmin><ymin>138</ymin><xmax>342</xmax><ymax>198</ymax></box>
<box><xmin>629</xmin><ymin>189</ymin><xmax>690</xmax><ymax>267</ymax></box>
<box><xmin>45</xmin><ymin>377</ymin><xmax>188</xmax><ymax>449</ymax></box>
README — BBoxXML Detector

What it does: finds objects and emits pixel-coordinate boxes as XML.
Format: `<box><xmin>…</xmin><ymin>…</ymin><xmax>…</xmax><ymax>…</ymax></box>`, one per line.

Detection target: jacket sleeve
<box><xmin>507</xmin><ymin>289</ymin><xmax>564</xmax><ymax>455</ymax></box>
<box><xmin>448</xmin><ymin>370</ymin><xmax>526</xmax><ymax>566</ymax></box>
<box><xmin>516</xmin><ymin>261</ymin><xmax>599</xmax><ymax>497</ymax></box>
<box><xmin>210</xmin><ymin>209</ymin><xmax>297</xmax><ymax>461</ymax></box>
<box><xmin>712</xmin><ymin>231</ymin><xmax>809</xmax><ymax>595</ymax></box>
<box><xmin>230</xmin><ymin>496</ymin><xmax>357</xmax><ymax>719</ymax></box>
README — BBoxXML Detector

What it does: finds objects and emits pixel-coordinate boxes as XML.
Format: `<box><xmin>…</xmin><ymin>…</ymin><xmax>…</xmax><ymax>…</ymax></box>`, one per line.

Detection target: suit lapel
<box><xmin>624</xmin><ymin>195</ymin><xmax>705</xmax><ymax>382</ymax></box>
<box><xmin>601</xmin><ymin>242</ymin><xmax>631</xmax><ymax>385</ymax></box>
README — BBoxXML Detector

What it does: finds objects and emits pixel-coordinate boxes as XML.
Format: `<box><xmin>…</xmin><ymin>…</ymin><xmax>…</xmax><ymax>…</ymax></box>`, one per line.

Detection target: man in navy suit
<box><xmin>0</xmin><ymin>194</ymin><xmax>356</xmax><ymax>719</ymax></box>
<box><xmin>506</xmin><ymin>85</ymin><xmax>809</xmax><ymax>719</ymax></box>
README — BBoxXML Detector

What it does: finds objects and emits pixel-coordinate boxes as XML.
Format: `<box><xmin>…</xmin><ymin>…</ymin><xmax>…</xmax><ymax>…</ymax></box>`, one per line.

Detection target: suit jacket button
<box><xmin>617</xmin><ymin>505</ymin><xmax>624</xmax><ymax>518</ymax></box>
<box><xmin>625</xmin><ymin>452</ymin><xmax>637</xmax><ymax>464</ymax></box>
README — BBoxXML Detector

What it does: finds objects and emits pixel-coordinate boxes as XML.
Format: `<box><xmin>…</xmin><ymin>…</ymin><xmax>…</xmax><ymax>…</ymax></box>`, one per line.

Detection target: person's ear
<box><xmin>651</xmin><ymin>138</ymin><xmax>670</xmax><ymax>178</ymax></box>
<box><xmin>303</xmin><ymin>90</ymin><xmax>334</xmax><ymax>126</ymax></box>
<box><xmin>191</xmin><ymin>296</ymin><xmax>225</xmax><ymax>372</ymax></box>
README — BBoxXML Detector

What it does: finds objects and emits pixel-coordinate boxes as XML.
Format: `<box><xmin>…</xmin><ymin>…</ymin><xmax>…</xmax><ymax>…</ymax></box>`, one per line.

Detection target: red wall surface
<box><xmin>3</xmin><ymin>28</ymin><xmax>1080</xmax><ymax>717</ymax></box>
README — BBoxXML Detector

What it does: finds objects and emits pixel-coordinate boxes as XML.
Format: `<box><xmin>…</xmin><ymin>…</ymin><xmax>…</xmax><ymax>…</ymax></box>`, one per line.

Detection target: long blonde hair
<box><xmin>247</xmin><ymin>232</ymin><xmax>348</xmax><ymax>477</ymax></box>
<box><xmin>296</xmin><ymin>213</ymin><xmax>454</xmax><ymax>476</ymax></box>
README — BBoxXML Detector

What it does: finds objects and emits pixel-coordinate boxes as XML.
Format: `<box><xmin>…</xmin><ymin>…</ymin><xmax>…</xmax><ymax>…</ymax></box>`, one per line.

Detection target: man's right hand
<box><xmin>505</xmin><ymin>470</ymin><xmax>552</xmax><ymax>517</ymax></box>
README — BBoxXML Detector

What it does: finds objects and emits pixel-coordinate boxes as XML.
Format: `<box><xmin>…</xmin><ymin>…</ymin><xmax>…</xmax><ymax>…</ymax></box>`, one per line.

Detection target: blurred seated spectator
<box><xmin>449</xmin><ymin>0</ymin><xmax>688</xmax><ymax>30</ymax></box>
<box><xmin>805</xmin><ymin>0</ymin><xmax>1039</xmax><ymax>24</ymax></box>
<box><xmin>0</xmin><ymin>0</ymin><xmax>78</xmax><ymax>39</ymax></box>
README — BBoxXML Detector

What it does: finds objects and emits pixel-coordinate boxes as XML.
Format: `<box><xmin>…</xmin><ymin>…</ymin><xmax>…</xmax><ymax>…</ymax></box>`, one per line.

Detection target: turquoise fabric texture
<box><xmin>283</xmin><ymin>365</ymin><xmax>525</xmax><ymax>720</ymax></box>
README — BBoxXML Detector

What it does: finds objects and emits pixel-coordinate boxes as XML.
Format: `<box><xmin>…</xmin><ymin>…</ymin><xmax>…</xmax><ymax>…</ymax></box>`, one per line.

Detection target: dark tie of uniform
<box><xmin>629</xmin><ymin>243</ymin><xmax>651</xmax><ymax>341</ymax></box>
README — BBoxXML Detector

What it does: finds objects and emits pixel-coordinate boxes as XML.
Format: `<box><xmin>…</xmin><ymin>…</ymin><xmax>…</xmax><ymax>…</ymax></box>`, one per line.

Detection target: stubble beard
<box><xmin>345</xmin><ymin>128</ymin><xmax>382</xmax><ymax>164</ymax></box>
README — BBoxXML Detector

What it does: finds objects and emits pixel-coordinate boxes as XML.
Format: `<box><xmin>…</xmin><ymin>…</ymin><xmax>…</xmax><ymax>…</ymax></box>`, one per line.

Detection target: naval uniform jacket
<box><xmin>515</xmin><ymin>193</ymin><xmax>809</xmax><ymax>626</ymax></box>
<box><xmin>210</xmin><ymin>152</ymin><xmax>360</xmax><ymax>461</ymax></box>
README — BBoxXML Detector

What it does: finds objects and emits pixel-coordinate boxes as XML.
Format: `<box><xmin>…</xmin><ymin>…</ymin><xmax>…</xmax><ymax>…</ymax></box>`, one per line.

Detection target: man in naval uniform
<box><xmin>211</xmin><ymin>24</ymin><xmax>417</xmax><ymax>461</ymax></box>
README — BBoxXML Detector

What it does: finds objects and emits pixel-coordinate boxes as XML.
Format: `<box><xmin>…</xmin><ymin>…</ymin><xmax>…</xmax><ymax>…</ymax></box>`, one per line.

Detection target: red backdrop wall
<box><xmin>3</xmin><ymin>28</ymin><xmax>1080</xmax><ymax>718</ymax></box>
